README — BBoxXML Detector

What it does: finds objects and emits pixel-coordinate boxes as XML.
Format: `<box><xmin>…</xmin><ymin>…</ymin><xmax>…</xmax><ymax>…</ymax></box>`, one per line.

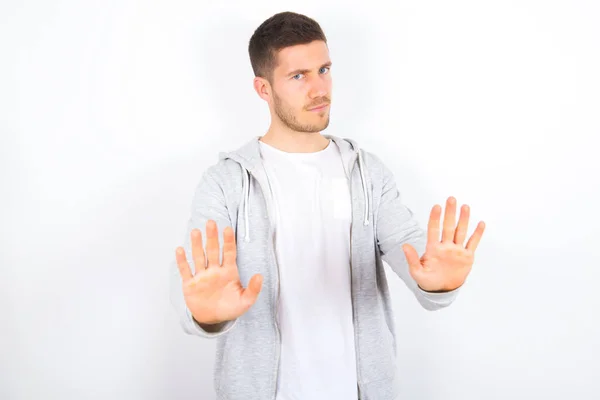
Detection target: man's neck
<box><xmin>259</xmin><ymin>127</ymin><xmax>330</xmax><ymax>154</ymax></box>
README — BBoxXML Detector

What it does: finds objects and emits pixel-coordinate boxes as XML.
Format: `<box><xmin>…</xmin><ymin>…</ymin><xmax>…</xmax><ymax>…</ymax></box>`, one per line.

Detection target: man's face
<box><xmin>269</xmin><ymin>40</ymin><xmax>332</xmax><ymax>133</ymax></box>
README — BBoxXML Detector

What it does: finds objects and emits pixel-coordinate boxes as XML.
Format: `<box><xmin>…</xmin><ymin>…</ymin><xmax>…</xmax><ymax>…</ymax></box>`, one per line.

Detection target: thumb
<box><xmin>240</xmin><ymin>274</ymin><xmax>263</xmax><ymax>311</ymax></box>
<box><xmin>402</xmin><ymin>244</ymin><xmax>422</xmax><ymax>277</ymax></box>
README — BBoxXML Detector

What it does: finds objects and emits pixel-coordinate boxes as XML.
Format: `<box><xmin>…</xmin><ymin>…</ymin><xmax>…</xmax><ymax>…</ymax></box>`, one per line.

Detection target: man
<box><xmin>171</xmin><ymin>11</ymin><xmax>485</xmax><ymax>400</ymax></box>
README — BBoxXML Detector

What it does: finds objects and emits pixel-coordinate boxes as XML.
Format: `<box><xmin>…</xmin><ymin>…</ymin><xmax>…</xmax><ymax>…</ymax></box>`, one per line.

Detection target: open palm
<box><xmin>175</xmin><ymin>220</ymin><xmax>263</xmax><ymax>325</ymax></box>
<box><xmin>402</xmin><ymin>196</ymin><xmax>486</xmax><ymax>292</ymax></box>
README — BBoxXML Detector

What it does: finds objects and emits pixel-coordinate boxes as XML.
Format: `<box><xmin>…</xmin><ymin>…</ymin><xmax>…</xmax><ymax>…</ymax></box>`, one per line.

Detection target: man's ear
<box><xmin>253</xmin><ymin>77</ymin><xmax>271</xmax><ymax>102</ymax></box>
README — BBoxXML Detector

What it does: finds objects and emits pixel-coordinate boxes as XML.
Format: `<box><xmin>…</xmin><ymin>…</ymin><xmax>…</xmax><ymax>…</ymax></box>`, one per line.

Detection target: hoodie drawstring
<box><xmin>243</xmin><ymin>169</ymin><xmax>251</xmax><ymax>243</ymax></box>
<box><xmin>242</xmin><ymin>148</ymin><xmax>369</xmax><ymax>242</ymax></box>
<box><xmin>357</xmin><ymin>149</ymin><xmax>370</xmax><ymax>226</ymax></box>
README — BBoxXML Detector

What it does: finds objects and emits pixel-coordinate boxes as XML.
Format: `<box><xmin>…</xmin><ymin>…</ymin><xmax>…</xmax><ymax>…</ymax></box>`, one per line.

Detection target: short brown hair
<box><xmin>248</xmin><ymin>11</ymin><xmax>327</xmax><ymax>82</ymax></box>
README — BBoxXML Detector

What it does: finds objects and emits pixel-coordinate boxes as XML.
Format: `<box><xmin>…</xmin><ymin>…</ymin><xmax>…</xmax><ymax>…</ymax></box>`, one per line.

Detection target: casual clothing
<box><xmin>170</xmin><ymin>134</ymin><xmax>461</xmax><ymax>400</ymax></box>
<box><xmin>259</xmin><ymin>140</ymin><xmax>357</xmax><ymax>400</ymax></box>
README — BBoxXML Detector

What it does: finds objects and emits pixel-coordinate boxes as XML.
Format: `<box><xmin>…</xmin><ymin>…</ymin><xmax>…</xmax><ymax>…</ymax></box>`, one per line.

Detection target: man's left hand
<box><xmin>402</xmin><ymin>196</ymin><xmax>486</xmax><ymax>293</ymax></box>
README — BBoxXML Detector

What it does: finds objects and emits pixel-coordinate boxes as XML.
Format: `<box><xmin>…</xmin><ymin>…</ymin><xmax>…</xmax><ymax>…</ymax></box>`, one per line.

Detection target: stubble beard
<box><xmin>272</xmin><ymin>90</ymin><xmax>330</xmax><ymax>133</ymax></box>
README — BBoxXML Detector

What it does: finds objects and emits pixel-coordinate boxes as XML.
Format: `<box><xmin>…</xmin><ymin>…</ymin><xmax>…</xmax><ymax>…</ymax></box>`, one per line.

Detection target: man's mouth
<box><xmin>308</xmin><ymin>103</ymin><xmax>329</xmax><ymax>111</ymax></box>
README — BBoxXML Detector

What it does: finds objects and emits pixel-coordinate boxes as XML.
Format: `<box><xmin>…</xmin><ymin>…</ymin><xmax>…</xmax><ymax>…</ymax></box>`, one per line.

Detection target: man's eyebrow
<box><xmin>286</xmin><ymin>61</ymin><xmax>332</xmax><ymax>77</ymax></box>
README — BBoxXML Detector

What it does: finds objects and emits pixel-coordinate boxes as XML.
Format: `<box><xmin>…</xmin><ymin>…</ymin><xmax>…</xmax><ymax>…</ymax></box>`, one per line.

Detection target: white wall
<box><xmin>2</xmin><ymin>0</ymin><xmax>599</xmax><ymax>399</ymax></box>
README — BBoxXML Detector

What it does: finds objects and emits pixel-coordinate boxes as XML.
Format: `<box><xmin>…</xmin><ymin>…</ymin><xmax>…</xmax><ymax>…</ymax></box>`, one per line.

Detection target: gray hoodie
<box><xmin>170</xmin><ymin>134</ymin><xmax>461</xmax><ymax>400</ymax></box>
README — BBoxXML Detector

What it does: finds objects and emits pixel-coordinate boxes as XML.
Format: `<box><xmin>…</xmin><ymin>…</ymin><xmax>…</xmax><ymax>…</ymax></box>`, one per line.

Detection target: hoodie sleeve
<box><xmin>373</xmin><ymin>155</ymin><xmax>461</xmax><ymax>311</ymax></box>
<box><xmin>169</xmin><ymin>166</ymin><xmax>238</xmax><ymax>338</ymax></box>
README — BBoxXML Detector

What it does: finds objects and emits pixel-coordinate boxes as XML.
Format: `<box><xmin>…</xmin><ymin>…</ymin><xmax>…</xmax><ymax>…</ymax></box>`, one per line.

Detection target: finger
<box><xmin>454</xmin><ymin>204</ymin><xmax>470</xmax><ymax>246</ymax></box>
<box><xmin>205</xmin><ymin>220</ymin><xmax>220</xmax><ymax>268</ymax></box>
<box><xmin>465</xmin><ymin>221</ymin><xmax>486</xmax><ymax>252</ymax></box>
<box><xmin>427</xmin><ymin>204</ymin><xmax>442</xmax><ymax>245</ymax></box>
<box><xmin>222</xmin><ymin>226</ymin><xmax>237</xmax><ymax>267</ymax></box>
<box><xmin>190</xmin><ymin>229</ymin><xmax>206</xmax><ymax>272</ymax></box>
<box><xmin>402</xmin><ymin>243</ymin><xmax>422</xmax><ymax>276</ymax></box>
<box><xmin>240</xmin><ymin>274</ymin><xmax>263</xmax><ymax>311</ymax></box>
<box><xmin>175</xmin><ymin>247</ymin><xmax>193</xmax><ymax>280</ymax></box>
<box><xmin>441</xmin><ymin>196</ymin><xmax>457</xmax><ymax>242</ymax></box>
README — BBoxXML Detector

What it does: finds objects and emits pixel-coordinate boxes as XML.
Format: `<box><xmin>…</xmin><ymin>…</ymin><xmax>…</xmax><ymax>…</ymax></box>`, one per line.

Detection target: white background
<box><xmin>1</xmin><ymin>0</ymin><xmax>599</xmax><ymax>399</ymax></box>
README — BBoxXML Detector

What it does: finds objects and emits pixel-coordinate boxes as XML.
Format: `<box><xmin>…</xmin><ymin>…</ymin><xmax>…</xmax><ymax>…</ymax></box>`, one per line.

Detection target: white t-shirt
<box><xmin>259</xmin><ymin>139</ymin><xmax>358</xmax><ymax>400</ymax></box>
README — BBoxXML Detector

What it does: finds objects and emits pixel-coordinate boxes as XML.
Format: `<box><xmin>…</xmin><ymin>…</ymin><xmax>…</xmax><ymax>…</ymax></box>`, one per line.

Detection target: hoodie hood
<box><xmin>218</xmin><ymin>134</ymin><xmax>370</xmax><ymax>242</ymax></box>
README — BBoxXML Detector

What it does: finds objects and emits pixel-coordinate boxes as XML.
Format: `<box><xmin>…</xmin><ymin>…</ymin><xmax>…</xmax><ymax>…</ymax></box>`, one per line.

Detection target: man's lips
<box><xmin>307</xmin><ymin>103</ymin><xmax>330</xmax><ymax>111</ymax></box>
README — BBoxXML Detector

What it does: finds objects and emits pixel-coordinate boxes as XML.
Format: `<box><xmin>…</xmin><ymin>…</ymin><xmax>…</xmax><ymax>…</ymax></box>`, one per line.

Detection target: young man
<box><xmin>171</xmin><ymin>11</ymin><xmax>485</xmax><ymax>400</ymax></box>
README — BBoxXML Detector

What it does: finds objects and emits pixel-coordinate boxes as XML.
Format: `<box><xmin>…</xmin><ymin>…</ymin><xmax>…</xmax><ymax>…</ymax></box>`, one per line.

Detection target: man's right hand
<box><xmin>175</xmin><ymin>220</ymin><xmax>263</xmax><ymax>325</ymax></box>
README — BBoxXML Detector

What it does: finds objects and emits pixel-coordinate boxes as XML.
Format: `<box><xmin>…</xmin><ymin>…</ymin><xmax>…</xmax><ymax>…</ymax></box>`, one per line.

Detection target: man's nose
<box><xmin>308</xmin><ymin>77</ymin><xmax>328</xmax><ymax>98</ymax></box>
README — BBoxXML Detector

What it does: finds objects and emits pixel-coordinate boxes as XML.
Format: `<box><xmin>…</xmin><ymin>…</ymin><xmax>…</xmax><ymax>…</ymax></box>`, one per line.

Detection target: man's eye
<box><xmin>293</xmin><ymin>74</ymin><xmax>304</xmax><ymax>80</ymax></box>
<box><xmin>320</xmin><ymin>67</ymin><xmax>330</xmax><ymax>74</ymax></box>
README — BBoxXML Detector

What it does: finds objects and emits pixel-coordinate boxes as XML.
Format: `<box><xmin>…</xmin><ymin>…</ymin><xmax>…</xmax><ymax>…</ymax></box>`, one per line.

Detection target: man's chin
<box><xmin>317</xmin><ymin>117</ymin><xmax>330</xmax><ymax>131</ymax></box>
<box><xmin>306</xmin><ymin>117</ymin><xmax>330</xmax><ymax>132</ymax></box>
<box><xmin>302</xmin><ymin>124</ymin><xmax>329</xmax><ymax>133</ymax></box>
<box><xmin>284</xmin><ymin>116</ymin><xmax>330</xmax><ymax>133</ymax></box>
